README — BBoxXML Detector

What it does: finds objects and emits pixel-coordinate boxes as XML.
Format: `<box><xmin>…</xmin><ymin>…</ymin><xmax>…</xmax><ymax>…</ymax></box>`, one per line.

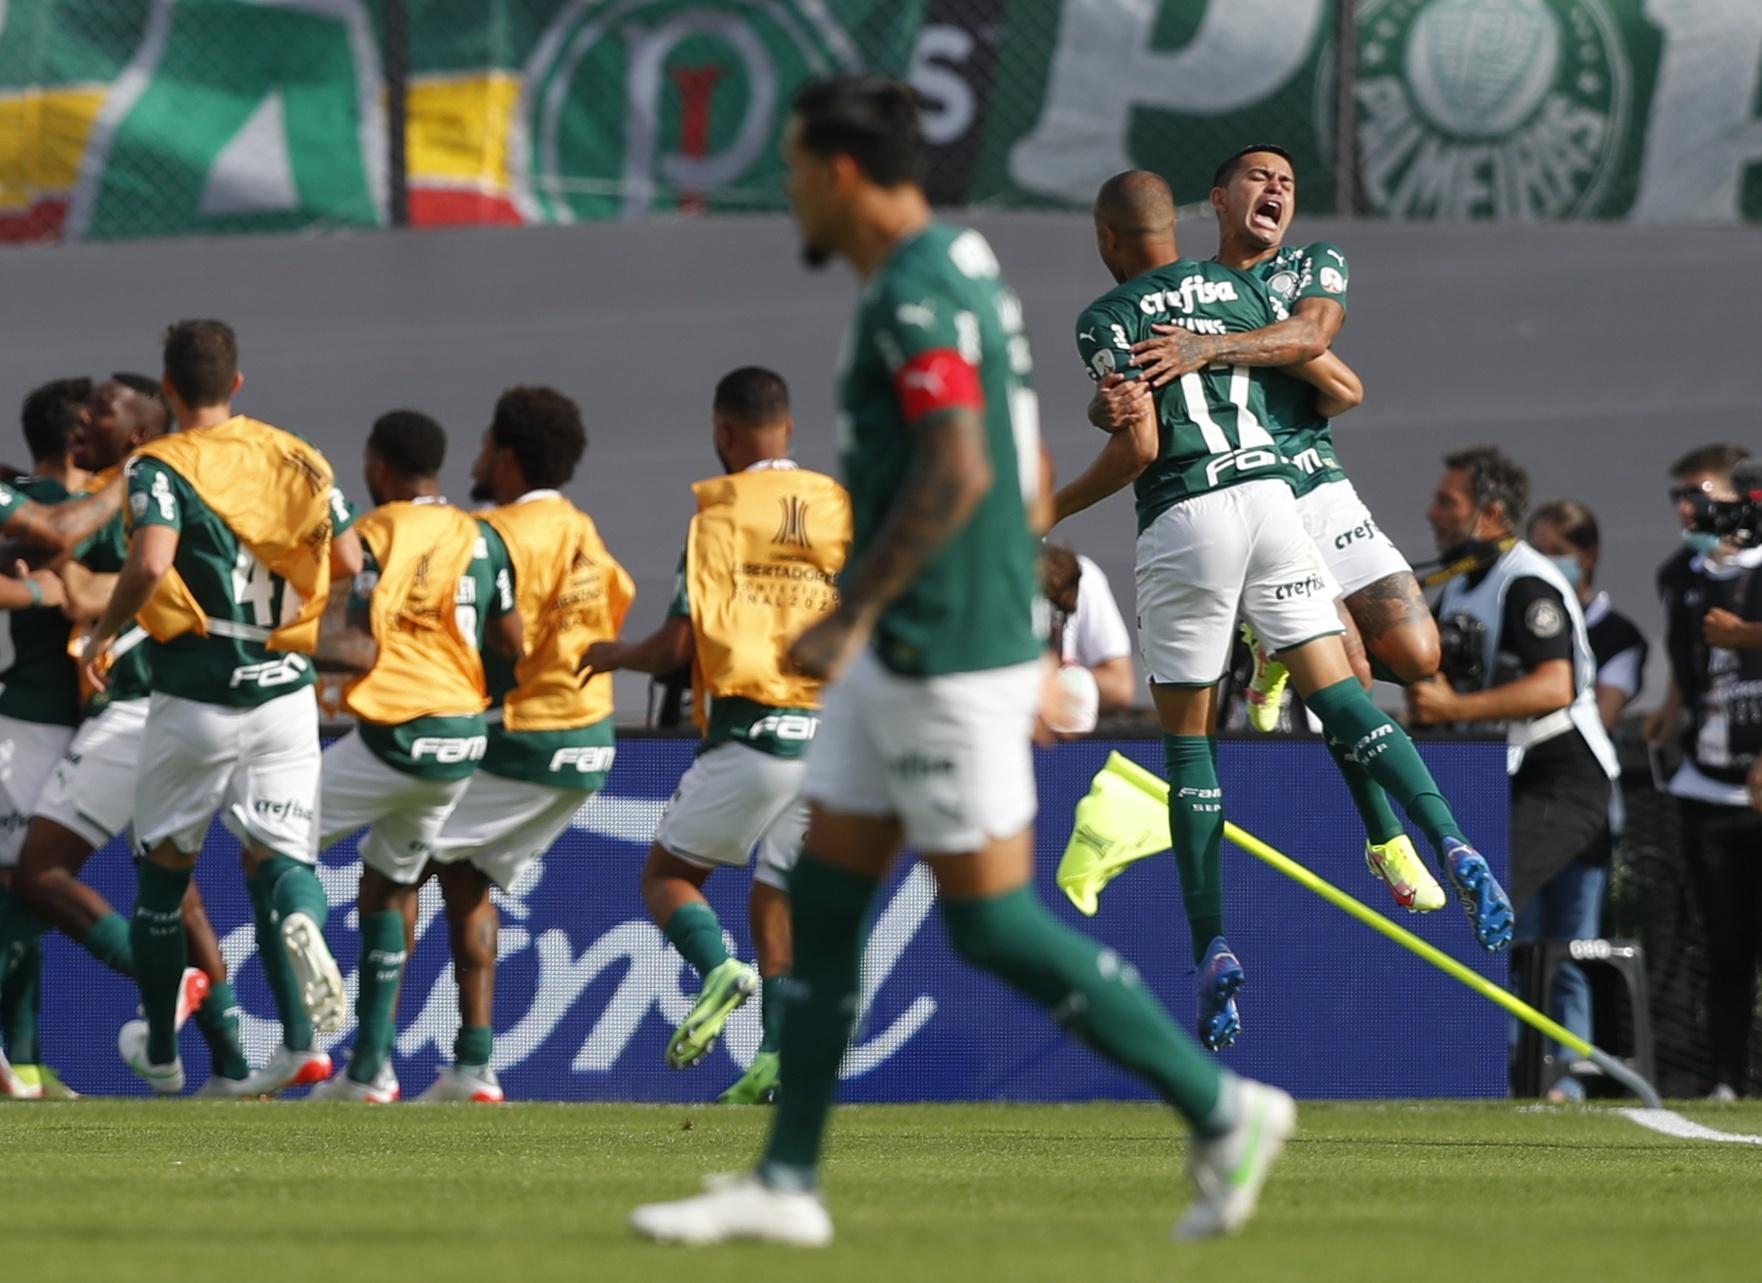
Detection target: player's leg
<box><xmin>310</xmin><ymin>864</ymin><xmax>415</xmax><ymax>1103</ymax></box>
<box><xmin>1305</xmin><ymin>480</ymin><xmax>1440</xmax><ymax>686</ymax></box>
<box><xmin>0</xmin><ymin>717</ymin><xmax>76</xmax><ymax>1089</ymax></box>
<box><xmin>231</xmin><ymin>688</ymin><xmax>343</xmax><ymax>1063</ymax></box>
<box><xmin>434</xmin><ymin>861</ymin><xmax>501</xmax><ymax>1099</ymax></box>
<box><xmin>179</xmin><ymin>879</ymin><xmax>251</xmax><ymax>1089</ymax></box>
<box><xmin>720</xmin><ymin>799</ymin><xmax>806</xmax><ymax>1105</ymax></box>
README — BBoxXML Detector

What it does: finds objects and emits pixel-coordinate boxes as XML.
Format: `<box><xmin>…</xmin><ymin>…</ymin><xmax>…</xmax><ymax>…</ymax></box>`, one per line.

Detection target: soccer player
<box><xmin>413</xmin><ymin>386</ymin><xmax>631</xmax><ymax>1103</ymax></box>
<box><xmin>307</xmin><ymin>410</ymin><xmax>520</xmax><ymax>1103</ymax></box>
<box><xmin>1055</xmin><ymin>170</ymin><xmax>1511</xmax><ymax>1051</ymax></box>
<box><xmin>631</xmin><ymin>74</ymin><xmax>1293</xmax><ymax>1248</ymax></box>
<box><xmin>582</xmin><ymin>367</ymin><xmax>850</xmax><ymax>1104</ymax></box>
<box><xmin>82</xmin><ymin>320</ymin><xmax>347</xmax><ymax>1095</ymax></box>
<box><xmin>0</xmin><ymin>374</ymin><xmax>249</xmax><ymax>1099</ymax></box>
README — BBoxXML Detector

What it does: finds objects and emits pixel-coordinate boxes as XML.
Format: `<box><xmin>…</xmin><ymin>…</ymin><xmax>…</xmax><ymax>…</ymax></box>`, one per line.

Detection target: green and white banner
<box><xmin>1</xmin><ymin>0</ymin><xmax>1758</xmax><ymax>242</ymax></box>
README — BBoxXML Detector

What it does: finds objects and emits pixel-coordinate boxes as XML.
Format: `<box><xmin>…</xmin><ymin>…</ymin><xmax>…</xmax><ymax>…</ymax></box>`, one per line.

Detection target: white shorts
<box><xmin>0</xmin><ymin>715</ymin><xmax>77</xmax><ymax>867</ymax></box>
<box><xmin>654</xmin><ymin>742</ymin><xmax>806</xmax><ymax>891</ymax></box>
<box><xmin>801</xmin><ymin>649</ymin><xmax>1040</xmax><ymax>855</ymax></box>
<box><xmin>1297</xmin><ymin>478</ymin><xmax>1413</xmax><ymax>599</ymax></box>
<box><xmin>1135</xmin><ymin>479</ymin><xmax>1343</xmax><ymax>686</ymax></box>
<box><xmin>319</xmin><ymin>730</ymin><xmax>473</xmax><ymax>885</ymax></box>
<box><xmin>430</xmin><ymin>771</ymin><xmax>594</xmax><ymax>891</ymax></box>
<box><xmin>33</xmin><ymin>698</ymin><xmax>148</xmax><ymax>850</ymax></box>
<box><xmin>134</xmin><ymin>687</ymin><xmax>322</xmax><ymax>862</ymax></box>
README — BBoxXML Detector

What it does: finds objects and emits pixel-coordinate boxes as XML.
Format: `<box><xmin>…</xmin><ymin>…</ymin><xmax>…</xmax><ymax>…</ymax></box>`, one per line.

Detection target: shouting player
<box><xmin>83</xmin><ymin>320</ymin><xmax>347</xmax><ymax>1095</ymax></box>
<box><xmin>582</xmin><ymin>366</ymin><xmax>850</xmax><ymax>1104</ymax></box>
<box><xmin>1057</xmin><ymin>171</ymin><xmax>1511</xmax><ymax>1051</ymax></box>
<box><xmin>310</xmin><ymin>410</ymin><xmax>520</xmax><ymax>1102</ymax></box>
<box><xmin>631</xmin><ymin>75</ymin><xmax>1294</xmax><ymax>1247</ymax></box>
<box><xmin>411</xmin><ymin>387</ymin><xmax>631</xmax><ymax>1103</ymax></box>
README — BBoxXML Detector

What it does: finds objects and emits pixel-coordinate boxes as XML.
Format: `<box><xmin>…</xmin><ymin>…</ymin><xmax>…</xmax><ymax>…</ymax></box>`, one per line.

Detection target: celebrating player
<box><xmin>582</xmin><ymin>366</ymin><xmax>850</xmax><ymax>1104</ymax></box>
<box><xmin>1056</xmin><ymin>171</ymin><xmax>1512</xmax><ymax>1051</ymax></box>
<box><xmin>631</xmin><ymin>75</ymin><xmax>1294</xmax><ymax>1248</ymax></box>
<box><xmin>309</xmin><ymin>410</ymin><xmax>521</xmax><ymax>1103</ymax></box>
<box><xmin>409</xmin><ymin>386</ymin><xmax>631</xmax><ymax>1103</ymax></box>
<box><xmin>83</xmin><ymin>320</ymin><xmax>347</xmax><ymax>1095</ymax></box>
<box><xmin>0</xmin><ymin>374</ymin><xmax>254</xmax><ymax>1099</ymax></box>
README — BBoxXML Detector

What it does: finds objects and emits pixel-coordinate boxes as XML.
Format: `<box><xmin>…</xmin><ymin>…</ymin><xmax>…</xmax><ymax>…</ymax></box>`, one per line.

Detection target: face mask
<box><xmin>1684</xmin><ymin>530</ymin><xmax>1722</xmax><ymax>556</ymax></box>
<box><xmin>1547</xmin><ymin>555</ymin><xmax>1582</xmax><ymax>587</ymax></box>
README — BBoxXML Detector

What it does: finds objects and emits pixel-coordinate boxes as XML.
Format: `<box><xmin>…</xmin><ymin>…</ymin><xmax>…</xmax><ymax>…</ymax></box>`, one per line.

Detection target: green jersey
<box><xmin>126</xmin><ymin>457</ymin><xmax>354</xmax><ymax>708</ymax></box>
<box><xmin>837</xmin><ymin>221</ymin><xmax>1044</xmax><ymax>677</ymax></box>
<box><xmin>81</xmin><ymin>513</ymin><xmax>152</xmax><ymax>709</ymax></box>
<box><xmin>0</xmin><ymin>477</ymin><xmax>84</xmax><ymax>726</ymax></box>
<box><xmin>1075</xmin><ymin>259</ymin><xmax>1295</xmax><ymax>531</ymax></box>
<box><xmin>668</xmin><ymin>544</ymin><xmax>816</xmax><ymax>760</ymax></box>
<box><xmin>1248</xmin><ymin>241</ymin><xmax>1352</xmax><ymax>497</ymax></box>
<box><xmin>350</xmin><ymin>510</ymin><xmax>515</xmax><ymax>780</ymax></box>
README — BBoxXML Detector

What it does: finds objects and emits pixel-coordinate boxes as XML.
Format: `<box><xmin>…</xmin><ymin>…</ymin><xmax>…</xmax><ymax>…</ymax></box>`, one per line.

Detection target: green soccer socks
<box><xmin>1163</xmin><ymin>734</ymin><xmax>1225</xmax><ymax>964</ymax></box>
<box><xmin>1305</xmin><ymin>678</ymin><xmax>1466</xmax><ymax>854</ymax></box>
<box><xmin>132</xmin><ymin>861</ymin><xmax>192</xmax><ymax>1065</ymax></box>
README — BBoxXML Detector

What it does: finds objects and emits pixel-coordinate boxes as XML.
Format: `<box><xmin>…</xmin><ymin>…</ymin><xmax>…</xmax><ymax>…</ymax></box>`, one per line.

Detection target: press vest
<box><xmin>345</xmin><ymin>500</ymin><xmax>487</xmax><ymax>726</ymax></box>
<box><xmin>1437</xmin><ymin>541</ymin><xmax>1618</xmax><ymax>779</ymax></box>
<box><xmin>686</xmin><ymin>467</ymin><xmax>850</xmax><ymax>731</ymax></box>
<box><xmin>1660</xmin><ymin>547</ymin><xmax>1762</xmax><ymax>785</ymax></box>
<box><xmin>480</xmin><ymin>493</ymin><xmax>632</xmax><ymax>731</ymax></box>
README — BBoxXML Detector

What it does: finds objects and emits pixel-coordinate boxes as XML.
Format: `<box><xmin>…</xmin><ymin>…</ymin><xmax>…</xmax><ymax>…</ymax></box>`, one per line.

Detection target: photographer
<box><xmin>1409</xmin><ymin>449</ymin><xmax>1620</xmax><ymax>1099</ymax></box>
<box><xmin>1646</xmin><ymin>443</ymin><xmax>1762</xmax><ymax>1099</ymax></box>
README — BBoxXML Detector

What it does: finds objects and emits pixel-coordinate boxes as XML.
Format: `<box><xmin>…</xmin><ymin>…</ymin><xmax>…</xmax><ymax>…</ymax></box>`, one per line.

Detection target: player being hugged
<box><xmin>631</xmin><ymin>75</ymin><xmax>1295</xmax><ymax>1249</ymax></box>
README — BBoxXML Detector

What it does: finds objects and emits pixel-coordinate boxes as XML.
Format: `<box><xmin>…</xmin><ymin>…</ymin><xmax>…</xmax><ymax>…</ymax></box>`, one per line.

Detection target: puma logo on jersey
<box><xmin>896</xmin><ymin>301</ymin><xmax>937</xmax><ymax>329</ymax></box>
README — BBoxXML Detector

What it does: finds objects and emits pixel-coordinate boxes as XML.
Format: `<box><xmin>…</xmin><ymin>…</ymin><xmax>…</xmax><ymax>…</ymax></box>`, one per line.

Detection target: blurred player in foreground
<box><xmin>631</xmin><ymin>75</ymin><xmax>1293</xmax><ymax>1248</ymax></box>
<box><xmin>583</xmin><ymin>367</ymin><xmax>850</xmax><ymax>1104</ymax></box>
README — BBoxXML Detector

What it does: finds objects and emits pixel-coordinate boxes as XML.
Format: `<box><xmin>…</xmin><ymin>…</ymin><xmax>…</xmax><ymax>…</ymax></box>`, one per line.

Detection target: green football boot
<box><xmin>667</xmin><ymin>959</ymin><xmax>759</xmax><ymax>1069</ymax></box>
<box><xmin>717</xmin><ymin>1051</ymin><xmax>781</xmax><ymax>1104</ymax></box>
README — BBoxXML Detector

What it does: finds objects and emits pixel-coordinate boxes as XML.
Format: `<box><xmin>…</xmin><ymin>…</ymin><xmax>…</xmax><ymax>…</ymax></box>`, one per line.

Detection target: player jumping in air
<box><xmin>582</xmin><ymin>366</ymin><xmax>851</xmax><ymax>1104</ymax></box>
<box><xmin>631</xmin><ymin>75</ymin><xmax>1294</xmax><ymax>1248</ymax></box>
<box><xmin>83</xmin><ymin>320</ymin><xmax>349</xmax><ymax>1095</ymax></box>
<box><xmin>309</xmin><ymin>410</ymin><xmax>522</xmax><ymax>1103</ymax></box>
<box><xmin>1055</xmin><ymin>171</ymin><xmax>1512</xmax><ymax>1052</ymax></box>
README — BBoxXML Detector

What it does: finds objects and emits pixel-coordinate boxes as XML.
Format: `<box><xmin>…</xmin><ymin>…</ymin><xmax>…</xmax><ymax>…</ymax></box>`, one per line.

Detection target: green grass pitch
<box><xmin>8</xmin><ymin>1100</ymin><xmax>1761</xmax><ymax>1282</ymax></box>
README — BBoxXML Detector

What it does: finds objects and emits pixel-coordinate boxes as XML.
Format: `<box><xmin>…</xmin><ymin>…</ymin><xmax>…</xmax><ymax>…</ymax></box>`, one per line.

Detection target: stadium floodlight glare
<box><xmin>1061</xmin><ymin>750</ymin><xmax>1662</xmax><ymax>1109</ymax></box>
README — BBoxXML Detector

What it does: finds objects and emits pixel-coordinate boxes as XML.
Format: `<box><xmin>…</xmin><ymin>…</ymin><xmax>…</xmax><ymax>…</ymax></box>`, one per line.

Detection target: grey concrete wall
<box><xmin>5</xmin><ymin>212</ymin><xmax>1759</xmax><ymax>713</ymax></box>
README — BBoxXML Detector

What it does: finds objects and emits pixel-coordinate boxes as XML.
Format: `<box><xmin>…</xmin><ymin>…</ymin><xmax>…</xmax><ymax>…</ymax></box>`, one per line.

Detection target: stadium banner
<box><xmin>36</xmin><ymin>735</ymin><xmax>1511</xmax><ymax>1101</ymax></box>
<box><xmin>1</xmin><ymin>0</ymin><xmax>1759</xmax><ymax>243</ymax></box>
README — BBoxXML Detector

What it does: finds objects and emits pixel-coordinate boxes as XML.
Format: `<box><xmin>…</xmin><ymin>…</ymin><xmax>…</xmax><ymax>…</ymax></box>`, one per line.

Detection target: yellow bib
<box><xmin>127</xmin><ymin>417</ymin><xmax>334</xmax><ymax>654</ymax></box>
<box><xmin>687</xmin><ymin>467</ymin><xmax>851</xmax><ymax>728</ymax></box>
<box><xmin>481</xmin><ymin>495</ymin><xmax>633</xmax><ymax>731</ymax></box>
<box><xmin>344</xmin><ymin>501</ymin><xmax>487</xmax><ymax>726</ymax></box>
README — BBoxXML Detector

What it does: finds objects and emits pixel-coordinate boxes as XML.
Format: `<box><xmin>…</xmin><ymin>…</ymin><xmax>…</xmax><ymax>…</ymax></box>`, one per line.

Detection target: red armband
<box><xmin>892</xmin><ymin>348</ymin><xmax>984</xmax><ymax>424</ymax></box>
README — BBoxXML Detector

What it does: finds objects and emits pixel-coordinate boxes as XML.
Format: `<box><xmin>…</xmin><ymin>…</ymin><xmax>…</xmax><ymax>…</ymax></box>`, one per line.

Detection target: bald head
<box><xmin>1093</xmin><ymin>170</ymin><xmax>1176</xmax><ymax>237</ymax></box>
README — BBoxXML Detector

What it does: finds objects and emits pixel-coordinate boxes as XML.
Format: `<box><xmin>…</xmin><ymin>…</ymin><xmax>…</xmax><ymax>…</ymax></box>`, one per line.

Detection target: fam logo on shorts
<box><xmin>1350</xmin><ymin>0</ymin><xmax>1630</xmax><ymax>219</ymax></box>
<box><xmin>511</xmin><ymin>1</ymin><xmax>858</xmax><ymax>224</ymax></box>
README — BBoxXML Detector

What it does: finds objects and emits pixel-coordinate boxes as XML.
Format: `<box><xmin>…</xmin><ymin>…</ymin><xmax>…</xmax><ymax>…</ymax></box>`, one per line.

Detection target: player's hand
<box><xmin>1404</xmin><ymin>675</ymin><xmax>1459</xmax><ymax>727</ymax></box>
<box><xmin>1131</xmin><ymin>326</ymin><xmax>1219</xmax><ymax>386</ymax></box>
<box><xmin>1703</xmin><ymin>607</ymin><xmax>1757</xmax><ymax>650</ymax></box>
<box><xmin>1641</xmin><ymin>703</ymin><xmax>1677</xmax><ymax>748</ymax></box>
<box><xmin>79</xmin><ymin>628</ymin><xmax>114</xmax><ymax>693</ymax></box>
<box><xmin>18</xmin><ymin>560</ymin><xmax>64</xmax><ymax>610</ymax></box>
<box><xmin>789</xmin><ymin>609</ymin><xmax>866</xmax><ymax>683</ymax></box>
<box><xmin>1086</xmin><ymin>373</ymin><xmax>1150</xmax><ymax>434</ymax></box>
<box><xmin>576</xmin><ymin>640</ymin><xmax>622</xmax><ymax>686</ymax></box>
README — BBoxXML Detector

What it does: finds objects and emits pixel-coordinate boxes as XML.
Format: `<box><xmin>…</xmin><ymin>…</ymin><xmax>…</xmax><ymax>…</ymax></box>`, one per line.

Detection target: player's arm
<box><xmin>56</xmin><ymin>562</ymin><xmax>115</xmax><ymax>621</ymax></box>
<box><xmin>80</xmin><ymin>524</ymin><xmax>177</xmax><ymax>691</ymax></box>
<box><xmin>0</xmin><ymin>561</ymin><xmax>66</xmax><ymax>612</ymax></box>
<box><xmin>328</xmin><ymin>489</ymin><xmax>364</xmax><ymax>579</ymax></box>
<box><xmin>1132</xmin><ymin>296</ymin><xmax>1343</xmax><ymax>386</ymax></box>
<box><xmin>1284</xmin><ymin>350</ymin><xmax>1365</xmax><ymax>419</ymax></box>
<box><xmin>0</xmin><ymin>475</ymin><xmax>122</xmax><ymax>554</ymax></box>
<box><xmin>477</xmin><ymin>522</ymin><xmax>523</xmax><ymax>663</ymax></box>
<box><xmin>578</xmin><ymin>543</ymin><xmax>691</xmax><ymax>682</ymax></box>
<box><xmin>1059</xmin><ymin>311</ymin><xmax>1160</xmax><ymax>522</ymax></box>
<box><xmin>1091</xmin><ymin>655</ymin><xmax>1136</xmax><ymax>711</ymax></box>
<box><xmin>1053</xmin><ymin>415</ymin><xmax>1158</xmax><ymax>524</ymax></box>
<box><xmin>312</xmin><ymin>547</ymin><xmax>379</xmax><ymax>672</ymax></box>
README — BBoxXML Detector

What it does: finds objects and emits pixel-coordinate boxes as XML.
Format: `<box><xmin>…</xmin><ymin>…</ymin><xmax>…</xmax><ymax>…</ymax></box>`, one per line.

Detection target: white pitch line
<box><xmin>1617</xmin><ymin>1108</ymin><xmax>1762</xmax><ymax>1146</ymax></box>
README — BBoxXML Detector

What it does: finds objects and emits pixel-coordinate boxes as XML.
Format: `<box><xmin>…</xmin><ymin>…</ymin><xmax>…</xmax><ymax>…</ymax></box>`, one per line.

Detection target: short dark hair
<box><xmin>713</xmin><ymin>367</ymin><xmax>790</xmax><ymax>429</ymax></box>
<box><xmin>111</xmin><ymin>372</ymin><xmax>172</xmax><ymax>432</ymax></box>
<box><xmin>1444</xmin><ymin>446</ymin><xmax>1530</xmax><ymax>526</ymax></box>
<box><xmin>1669</xmin><ymin>443</ymin><xmax>1749</xmax><ymax>481</ymax></box>
<box><xmin>1212</xmin><ymin>143</ymin><xmax>1296</xmax><ymax>190</ymax></box>
<box><xmin>791</xmin><ymin>74</ymin><xmax>924</xmax><ymax>187</ymax></box>
<box><xmin>20</xmin><ymin>376</ymin><xmax>93</xmax><ymax>461</ymax></box>
<box><xmin>368</xmin><ymin>410</ymin><xmax>447</xmax><ymax>478</ymax></box>
<box><xmin>162</xmin><ymin>319</ymin><xmax>238</xmax><ymax>408</ymax></box>
<box><xmin>1529</xmin><ymin>498</ymin><xmax>1599</xmax><ymax>552</ymax></box>
<box><xmin>491</xmin><ymin>386</ymin><xmax>586</xmax><ymax>490</ymax></box>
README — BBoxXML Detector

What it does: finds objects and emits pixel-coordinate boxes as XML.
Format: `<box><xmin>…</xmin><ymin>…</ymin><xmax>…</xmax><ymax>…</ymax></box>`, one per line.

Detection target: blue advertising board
<box><xmin>27</xmin><ymin>736</ymin><xmax>1510</xmax><ymax>1101</ymax></box>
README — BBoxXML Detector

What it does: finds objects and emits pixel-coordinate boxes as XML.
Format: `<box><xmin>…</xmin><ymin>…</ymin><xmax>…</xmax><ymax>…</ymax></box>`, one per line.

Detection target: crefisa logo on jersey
<box><xmin>512</xmin><ymin>1</ymin><xmax>857</xmax><ymax>223</ymax></box>
<box><xmin>1350</xmin><ymin>0</ymin><xmax>1629</xmax><ymax>219</ymax></box>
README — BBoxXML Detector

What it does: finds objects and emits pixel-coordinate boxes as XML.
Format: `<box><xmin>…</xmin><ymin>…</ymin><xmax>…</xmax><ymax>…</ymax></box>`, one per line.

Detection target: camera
<box><xmin>1687</xmin><ymin>458</ymin><xmax>1762</xmax><ymax>545</ymax></box>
